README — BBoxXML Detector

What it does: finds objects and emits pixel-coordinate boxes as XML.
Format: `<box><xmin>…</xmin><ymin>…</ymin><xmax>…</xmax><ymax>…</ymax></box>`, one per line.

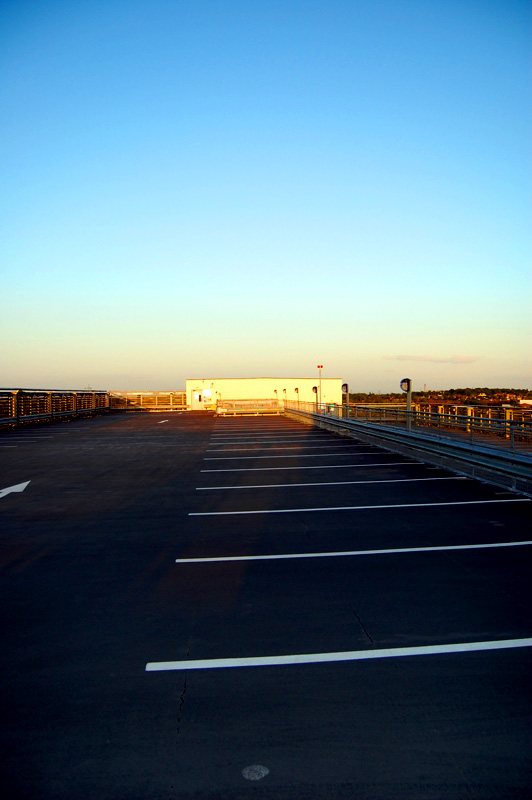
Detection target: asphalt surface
<box><xmin>1</xmin><ymin>411</ymin><xmax>531</xmax><ymax>799</ymax></box>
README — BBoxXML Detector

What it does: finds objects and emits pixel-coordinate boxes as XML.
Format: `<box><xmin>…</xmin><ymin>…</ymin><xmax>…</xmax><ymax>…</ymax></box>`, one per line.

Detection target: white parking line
<box><xmin>2</xmin><ymin>438</ymin><xmax>50</xmax><ymax>441</ymax></box>
<box><xmin>212</xmin><ymin>432</ymin><xmax>307</xmax><ymax>436</ymax></box>
<box><xmin>213</xmin><ymin>434</ymin><xmax>308</xmax><ymax>438</ymax></box>
<box><xmin>146</xmin><ymin>637</ymin><xmax>532</xmax><ymax>672</ymax></box>
<box><xmin>7</xmin><ymin>436</ymin><xmax>54</xmax><ymax>439</ymax></box>
<box><xmin>205</xmin><ymin>452</ymin><xmax>382</xmax><ymax>460</ymax></box>
<box><xmin>210</xmin><ymin>435</ymin><xmax>330</xmax><ymax>441</ymax></box>
<box><xmin>189</xmin><ymin>499</ymin><xmax>531</xmax><ymax>516</ymax></box>
<box><xmin>206</xmin><ymin>445</ymin><xmax>364</xmax><ymax>452</ymax></box>
<box><xmin>197</xmin><ymin>477</ymin><xmax>467</xmax><ymax>491</ymax></box>
<box><xmin>208</xmin><ymin>439</ymin><xmax>348</xmax><ymax>445</ymax></box>
<box><xmin>175</xmin><ymin>539</ymin><xmax>532</xmax><ymax>563</ymax></box>
<box><xmin>201</xmin><ymin>462</ymin><xmax>419</xmax><ymax>473</ymax></box>
<box><xmin>213</xmin><ymin>426</ymin><xmax>294</xmax><ymax>432</ymax></box>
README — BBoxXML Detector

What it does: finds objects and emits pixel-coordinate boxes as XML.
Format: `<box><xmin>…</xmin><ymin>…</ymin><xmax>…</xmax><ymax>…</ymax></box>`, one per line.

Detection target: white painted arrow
<box><xmin>0</xmin><ymin>481</ymin><xmax>30</xmax><ymax>499</ymax></box>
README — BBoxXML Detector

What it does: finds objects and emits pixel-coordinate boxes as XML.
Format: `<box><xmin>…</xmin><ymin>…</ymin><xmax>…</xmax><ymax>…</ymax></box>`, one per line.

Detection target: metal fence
<box><xmin>109</xmin><ymin>391</ymin><xmax>187</xmax><ymax>412</ymax></box>
<box><xmin>0</xmin><ymin>389</ymin><xmax>110</xmax><ymax>427</ymax></box>
<box><xmin>285</xmin><ymin>401</ymin><xmax>532</xmax><ymax>454</ymax></box>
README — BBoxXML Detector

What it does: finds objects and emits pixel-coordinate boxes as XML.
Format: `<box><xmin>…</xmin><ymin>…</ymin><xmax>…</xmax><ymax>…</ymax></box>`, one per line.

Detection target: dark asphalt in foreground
<box><xmin>1</xmin><ymin>412</ymin><xmax>531</xmax><ymax>799</ymax></box>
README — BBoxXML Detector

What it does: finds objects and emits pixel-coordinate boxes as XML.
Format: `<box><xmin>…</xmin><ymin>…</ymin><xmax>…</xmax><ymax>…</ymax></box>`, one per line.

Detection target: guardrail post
<box><xmin>504</xmin><ymin>408</ymin><xmax>512</xmax><ymax>440</ymax></box>
<box><xmin>15</xmin><ymin>390</ymin><xmax>21</xmax><ymax>426</ymax></box>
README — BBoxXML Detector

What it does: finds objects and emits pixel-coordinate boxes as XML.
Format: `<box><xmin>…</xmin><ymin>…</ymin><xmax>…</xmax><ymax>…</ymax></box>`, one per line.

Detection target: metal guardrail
<box><xmin>286</xmin><ymin>402</ymin><xmax>532</xmax><ymax>453</ymax></box>
<box><xmin>413</xmin><ymin>402</ymin><xmax>532</xmax><ymax>427</ymax></box>
<box><xmin>216</xmin><ymin>399</ymin><xmax>283</xmax><ymax>415</ymax></box>
<box><xmin>284</xmin><ymin>402</ymin><xmax>532</xmax><ymax>495</ymax></box>
<box><xmin>0</xmin><ymin>390</ymin><xmax>110</xmax><ymax>427</ymax></box>
<box><xmin>109</xmin><ymin>391</ymin><xmax>186</xmax><ymax>412</ymax></box>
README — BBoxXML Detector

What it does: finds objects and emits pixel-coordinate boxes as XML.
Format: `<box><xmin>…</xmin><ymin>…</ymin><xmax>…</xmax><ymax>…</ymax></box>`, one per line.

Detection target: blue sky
<box><xmin>1</xmin><ymin>0</ymin><xmax>530</xmax><ymax>391</ymax></box>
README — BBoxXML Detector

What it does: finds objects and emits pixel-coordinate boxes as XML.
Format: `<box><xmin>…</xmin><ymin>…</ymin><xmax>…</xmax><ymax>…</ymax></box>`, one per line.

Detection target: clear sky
<box><xmin>1</xmin><ymin>0</ymin><xmax>530</xmax><ymax>392</ymax></box>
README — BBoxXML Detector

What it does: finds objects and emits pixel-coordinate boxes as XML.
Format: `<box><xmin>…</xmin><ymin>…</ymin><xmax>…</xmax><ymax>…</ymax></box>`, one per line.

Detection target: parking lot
<box><xmin>1</xmin><ymin>412</ymin><xmax>531</xmax><ymax>799</ymax></box>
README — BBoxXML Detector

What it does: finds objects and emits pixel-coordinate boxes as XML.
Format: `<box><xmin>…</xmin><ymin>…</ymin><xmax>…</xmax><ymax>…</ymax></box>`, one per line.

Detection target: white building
<box><xmin>185</xmin><ymin>377</ymin><xmax>343</xmax><ymax>411</ymax></box>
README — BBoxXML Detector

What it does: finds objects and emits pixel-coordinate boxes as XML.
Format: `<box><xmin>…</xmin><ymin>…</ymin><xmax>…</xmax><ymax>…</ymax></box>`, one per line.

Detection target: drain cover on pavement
<box><xmin>242</xmin><ymin>764</ymin><xmax>270</xmax><ymax>781</ymax></box>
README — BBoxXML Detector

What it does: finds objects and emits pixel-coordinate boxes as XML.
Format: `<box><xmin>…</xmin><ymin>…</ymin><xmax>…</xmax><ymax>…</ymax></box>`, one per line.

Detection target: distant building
<box><xmin>185</xmin><ymin>377</ymin><xmax>343</xmax><ymax>411</ymax></box>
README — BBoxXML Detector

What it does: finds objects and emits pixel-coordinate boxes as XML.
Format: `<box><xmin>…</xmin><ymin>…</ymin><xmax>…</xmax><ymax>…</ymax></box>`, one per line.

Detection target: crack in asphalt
<box><xmin>176</xmin><ymin>676</ymin><xmax>188</xmax><ymax>737</ymax></box>
<box><xmin>351</xmin><ymin>606</ymin><xmax>375</xmax><ymax>646</ymax></box>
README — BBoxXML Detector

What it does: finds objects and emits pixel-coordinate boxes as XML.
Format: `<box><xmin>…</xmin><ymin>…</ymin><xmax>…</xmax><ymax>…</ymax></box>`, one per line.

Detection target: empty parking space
<box><xmin>1</xmin><ymin>412</ymin><xmax>531</xmax><ymax>799</ymax></box>
<box><xmin>151</xmin><ymin>416</ymin><xmax>531</xmax><ymax>666</ymax></box>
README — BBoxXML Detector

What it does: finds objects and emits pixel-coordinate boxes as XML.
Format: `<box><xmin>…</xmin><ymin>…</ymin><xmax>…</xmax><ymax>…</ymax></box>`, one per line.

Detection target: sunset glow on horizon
<box><xmin>1</xmin><ymin>1</ymin><xmax>530</xmax><ymax>392</ymax></box>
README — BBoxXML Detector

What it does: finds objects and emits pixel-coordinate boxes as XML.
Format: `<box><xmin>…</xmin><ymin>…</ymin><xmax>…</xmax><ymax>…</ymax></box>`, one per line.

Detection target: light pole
<box><xmin>400</xmin><ymin>378</ymin><xmax>412</xmax><ymax>432</ymax></box>
<box><xmin>342</xmin><ymin>383</ymin><xmax>349</xmax><ymax>418</ymax></box>
<box><xmin>317</xmin><ymin>364</ymin><xmax>323</xmax><ymax>410</ymax></box>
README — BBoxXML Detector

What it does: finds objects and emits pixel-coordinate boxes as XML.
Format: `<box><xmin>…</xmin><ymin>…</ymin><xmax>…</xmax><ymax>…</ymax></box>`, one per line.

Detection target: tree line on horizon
<box><xmin>348</xmin><ymin>388</ymin><xmax>532</xmax><ymax>405</ymax></box>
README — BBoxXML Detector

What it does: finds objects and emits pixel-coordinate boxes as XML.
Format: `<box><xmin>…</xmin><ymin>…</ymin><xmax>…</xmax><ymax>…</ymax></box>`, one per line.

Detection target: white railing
<box><xmin>109</xmin><ymin>391</ymin><xmax>186</xmax><ymax>412</ymax></box>
<box><xmin>216</xmin><ymin>399</ymin><xmax>282</xmax><ymax>415</ymax></box>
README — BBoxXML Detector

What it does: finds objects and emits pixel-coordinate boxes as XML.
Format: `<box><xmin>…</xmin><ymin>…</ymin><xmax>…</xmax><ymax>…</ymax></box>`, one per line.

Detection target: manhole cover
<box><xmin>242</xmin><ymin>764</ymin><xmax>270</xmax><ymax>781</ymax></box>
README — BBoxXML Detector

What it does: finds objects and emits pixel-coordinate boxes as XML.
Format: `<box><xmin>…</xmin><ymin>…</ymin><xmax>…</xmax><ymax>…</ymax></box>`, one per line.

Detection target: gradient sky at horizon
<box><xmin>1</xmin><ymin>0</ymin><xmax>530</xmax><ymax>392</ymax></box>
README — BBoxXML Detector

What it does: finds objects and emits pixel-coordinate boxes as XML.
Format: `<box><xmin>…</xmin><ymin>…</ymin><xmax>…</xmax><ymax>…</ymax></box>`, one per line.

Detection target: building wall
<box><xmin>185</xmin><ymin>377</ymin><xmax>343</xmax><ymax>410</ymax></box>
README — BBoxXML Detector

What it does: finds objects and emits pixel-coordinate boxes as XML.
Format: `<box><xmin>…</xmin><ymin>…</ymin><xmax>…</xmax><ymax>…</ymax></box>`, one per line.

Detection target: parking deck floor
<box><xmin>1</xmin><ymin>412</ymin><xmax>531</xmax><ymax>799</ymax></box>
